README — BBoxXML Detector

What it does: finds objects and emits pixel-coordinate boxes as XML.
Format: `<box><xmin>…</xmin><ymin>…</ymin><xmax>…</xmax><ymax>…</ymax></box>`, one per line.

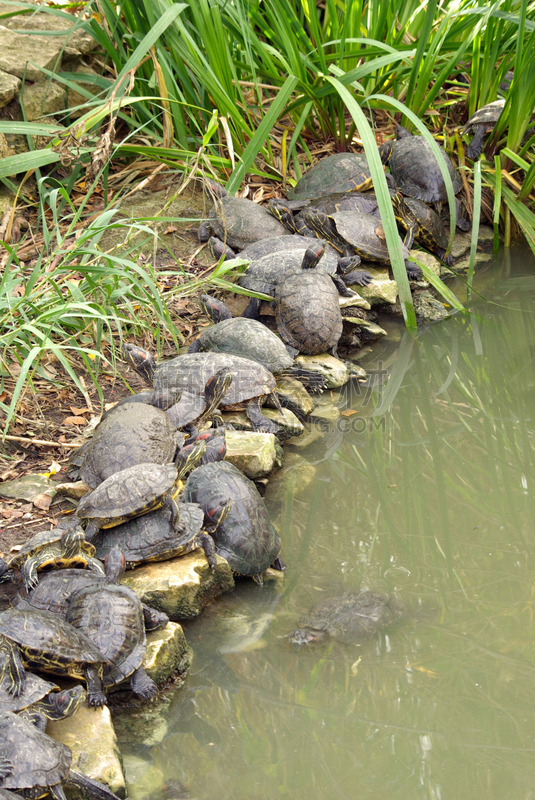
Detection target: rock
<box><xmin>0</xmin><ymin>27</ymin><xmax>66</xmax><ymax>82</ymax></box>
<box><xmin>20</xmin><ymin>80</ymin><xmax>66</xmax><ymax>121</ymax></box>
<box><xmin>350</xmin><ymin>267</ymin><xmax>398</xmax><ymax>306</ymax></box>
<box><xmin>449</xmin><ymin>231</ymin><xmax>472</xmax><ymax>259</ymax></box>
<box><xmin>409</xmin><ymin>249</ymin><xmax>441</xmax><ymax>277</ymax></box>
<box><xmin>448</xmin><ymin>252</ymin><xmax>493</xmax><ymax>276</ymax></box>
<box><xmin>0</xmin><ymin>473</ymin><xmax>56</xmax><ymax>502</ymax></box>
<box><xmin>294</xmin><ymin>353</ymin><xmax>349</xmax><ymax>388</ymax></box>
<box><xmin>120</xmin><ymin>551</ymin><xmax>235</xmax><ymax>621</ymax></box>
<box><xmin>264</xmin><ymin>453</ymin><xmax>317</xmax><ymax>503</ymax></box>
<box><xmin>121</xmin><ymin>755</ymin><xmax>164</xmax><ymax>800</ymax></box>
<box><xmin>308</xmin><ymin>399</ymin><xmax>341</xmax><ymax>423</ymax></box>
<box><xmin>63</xmin><ymin>63</ymin><xmax>102</xmax><ymax>118</ymax></box>
<box><xmin>275</xmin><ymin>376</ymin><xmax>316</xmax><ymax>416</ymax></box>
<box><xmin>413</xmin><ymin>290</ymin><xmax>450</xmax><ymax>323</ymax></box>
<box><xmin>343</xmin><ymin>316</ymin><xmax>387</xmax><ymax>339</ymax></box>
<box><xmin>222</xmin><ymin>407</ymin><xmax>305</xmax><ymax>440</ymax></box>
<box><xmin>224</xmin><ymin>430</ymin><xmax>282</xmax><ymax>479</ymax></box>
<box><xmin>338</xmin><ymin>293</ymin><xmax>370</xmax><ymax>311</ymax></box>
<box><xmin>143</xmin><ymin>621</ymin><xmax>192</xmax><ymax>687</ymax></box>
<box><xmin>47</xmin><ymin>704</ymin><xmax>126</xmax><ymax>799</ymax></box>
<box><xmin>0</xmin><ymin>69</ymin><xmax>20</xmax><ymax>108</ymax></box>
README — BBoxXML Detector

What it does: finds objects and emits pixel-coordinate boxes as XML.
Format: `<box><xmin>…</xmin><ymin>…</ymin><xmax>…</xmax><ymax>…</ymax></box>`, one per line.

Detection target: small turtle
<box><xmin>0</xmin><ymin>710</ymin><xmax>122</xmax><ymax>800</ymax></box>
<box><xmin>379</xmin><ymin>126</ymin><xmax>470</xmax><ymax>231</ymax></box>
<box><xmin>14</xmin><ymin>546</ymin><xmax>169</xmax><ymax>633</ymax></box>
<box><xmin>391</xmin><ymin>193</ymin><xmax>453</xmax><ymax>266</ymax></box>
<box><xmin>198</xmin><ymin>180</ymin><xmax>289</xmax><ymax>254</ymax></box>
<box><xmin>184</xmin><ymin>461</ymin><xmax>284</xmax><ymax>585</ymax></box>
<box><xmin>267</xmin><ymin>192</ymin><xmax>382</xmax><ymax>236</ymax></box>
<box><xmin>463</xmin><ymin>98</ymin><xmax>505</xmax><ymax>160</ymax></box>
<box><xmin>291</xmin><ymin>591</ymin><xmax>405</xmax><ymax>645</ymax></box>
<box><xmin>288</xmin><ymin>152</ymin><xmax>374</xmax><ymax>200</ymax></box>
<box><xmin>0</xmin><ymin>607</ymin><xmax>107</xmax><ymax>702</ymax></box>
<box><xmin>0</xmin><ymin>525</ymin><xmax>105</xmax><ymax>592</ymax></box>
<box><xmin>0</xmin><ymin>673</ymin><xmax>85</xmax><ymax>730</ymax></box>
<box><xmin>123</xmin><ymin>345</ymin><xmax>284</xmax><ymax>435</ymax></box>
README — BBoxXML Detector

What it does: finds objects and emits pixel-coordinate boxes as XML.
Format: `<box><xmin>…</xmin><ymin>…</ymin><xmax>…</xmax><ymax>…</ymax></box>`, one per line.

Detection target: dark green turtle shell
<box><xmin>463</xmin><ymin>99</ymin><xmax>505</xmax><ymax>134</ymax></box>
<box><xmin>239</xmin><ymin>247</ymin><xmax>337</xmax><ymax>298</ymax></box>
<box><xmin>403</xmin><ymin>197</ymin><xmax>450</xmax><ymax>253</ymax></box>
<box><xmin>0</xmin><ymin>607</ymin><xmax>105</xmax><ymax>680</ymax></box>
<box><xmin>90</xmin><ymin>503</ymin><xmax>205</xmax><ymax>566</ymax></box>
<box><xmin>7</xmin><ymin>526</ymin><xmax>102</xmax><ymax>572</ymax></box>
<box><xmin>275</xmin><ymin>269</ymin><xmax>343</xmax><ymax>355</ymax></box>
<box><xmin>76</xmin><ymin>463</ymin><xmax>179</xmax><ymax>529</ymax></box>
<box><xmin>0</xmin><ymin>672</ymin><xmax>60</xmax><ymax>715</ymax></box>
<box><xmin>201</xmin><ymin>193</ymin><xmax>289</xmax><ymax>250</ymax></box>
<box><xmin>79</xmin><ymin>401</ymin><xmax>180</xmax><ymax>489</ymax></box>
<box><xmin>66</xmin><ymin>582</ymin><xmax>148</xmax><ymax>690</ymax></box>
<box><xmin>383</xmin><ymin>135</ymin><xmax>462</xmax><ymax>203</ymax></box>
<box><xmin>13</xmin><ymin>569</ymin><xmax>110</xmax><ymax>617</ymax></box>
<box><xmin>239</xmin><ymin>234</ymin><xmax>340</xmax><ymax>271</ymax></box>
<box><xmin>0</xmin><ymin>711</ymin><xmax>72</xmax><ymax>796</ymax></box>
<box><xmin>288</xmin><ymin>153</ymin><xmax>373</xmax><ymax>200</ymax></box>
<box><xmin>304</xmin><ymin>209</ymin><xmax>410</xmax><ymax>264</ymax></box>
<box><xmin>291</xmin><ymin>591</ymin><xmax>405</xmax><ymax>644</ymax></box>
<box><xmin>189</xmin><ymin>317</ymin><xmax>295</xmax><ymax>374</ymax></box>
<box><xmin>184</xmin><ymin>461</ymin><xmax>281</xmax><ymax>577</ymax></box>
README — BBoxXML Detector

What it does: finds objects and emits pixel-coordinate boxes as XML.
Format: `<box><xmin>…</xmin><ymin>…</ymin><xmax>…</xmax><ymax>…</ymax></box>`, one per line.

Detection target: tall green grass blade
<box><xmin>467</xmin><ymin>160</ymin><xmax>482</xmax><ymax>299</ymax></box>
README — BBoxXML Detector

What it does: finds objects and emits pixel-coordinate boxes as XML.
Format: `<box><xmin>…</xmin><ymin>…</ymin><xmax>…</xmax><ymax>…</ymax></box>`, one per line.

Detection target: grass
<box><xmin>0</xmin><ymin>0</ymin><xmax>534</xmax><ymax>433</ymax></box>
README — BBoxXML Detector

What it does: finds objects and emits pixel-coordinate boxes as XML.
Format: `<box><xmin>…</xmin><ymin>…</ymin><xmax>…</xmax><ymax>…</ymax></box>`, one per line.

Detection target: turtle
<box><xmin>390</xmin><ymin>193</ymin><xmax>453</xmax><ymax>266</ymax></box>
<box><xmin>89</xmin><ymin>502</ymin><xmax>222</xmax><ymax>570</ymax></box>
<box><xmin>463</xmin><ymin>98</ymin><xmax>506</xmax><ymax>160</ymax></box>
<box><xmin>0</xmin><ymin>606</ymin><xmax>107</xmax><ymax>702</ymax></box>
<box><xmin>66</xmin><ymin>573</ymin><xmax>158</xmax><ymax>703</ymax></box>
<box><xmin>290</xmin><ymin>590</ymin><xmax>406</xmax><ymax>645</ymax></box>
<box><xmin>0</xmin><ymin>711</ymin><xmax>123</xmax><ymax>800</ymax></box>
<box><xmin>14</xmin><ymin>546</ymin><xmax>169</xmax><ymax>633</ymax></box>
<box><xmin>379</xmin><ymin>125</ymin><xmax>470</xmax><ymax>231</ymax></box>
<box><xmin>267</xmin><ymin>192</ymin><xmax>382</xmax><ymax>236</ymax></box>
<box><xmin>0</xmin><ymin>673</ymin><xmax>85</xmax><ymax>731</ymax></box>
<box><xmin>76</xmin><ymin>442</ymin><xmax>206</xmax><ymax>541</ymax></box>
<box><xmin>197</xmin><ymin>180</ymin><xmax>289</xmax><ymax>254</ymax></box>
<box><xmin>74</xmin><ymin>368</ymin><xmax>232</xmax><ymax>489</ymax></box>
<box><xmin>302</xmin><ymin>208</ymin><xmax>422</xmax><ymax>280</ymax></box>
<box><xmin>288</xmin><ymin>152</ymin><xmax>375</xmax><ymax>201</ymax></box>
<box><xmin>0</xmin><ymin>525</ymin><xmax>105</xmax><ymax>592</ymax></box>
<box><xmin>184</xmin><ymin>460</ymin><xmax>284</xmax><ymax>585</ymax></box>
<box><xmin>123</xmin><ymin>345</ymin><xmax>285</xmax><ymax>435</ymax></box>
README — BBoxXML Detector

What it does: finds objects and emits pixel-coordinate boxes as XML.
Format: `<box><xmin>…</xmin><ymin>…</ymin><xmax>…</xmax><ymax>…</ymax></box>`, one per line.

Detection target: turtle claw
<box><xmin>88</xmin><ymin>689</ymin><xmax>107</xmax><ymax>708</ymax></box>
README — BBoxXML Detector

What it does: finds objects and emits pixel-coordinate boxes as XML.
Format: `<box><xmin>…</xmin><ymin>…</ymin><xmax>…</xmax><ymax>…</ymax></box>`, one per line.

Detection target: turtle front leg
<box><xmin>86</xmin><ymin>556</ymin><xmax>106</xmax><ymax>575</ymax></box>
<box><xmin>404</xmin><ymin>259</ymin><xmax>423</xmax><ymax>281</ymax></box>
<box><xmin>195</xmin><ymin>531</ymin><xmax>218</xmax><ymax>569</ymax></box>
<box><xmin>0</xmin><ymin>636</ymin><xmax>26</xmax><ymax>697</ymax></box>
<box><xmin>20</xmin><ymin>557</ymin><xmax>40</xmax><ymax>591</ymax></box>
<box><xmin>245</xmin><ymin>397</ymin><xmax>280</xmax><ymax>434</ymax></box>
<box><xmin>85</xmin><ymin>665</ymin><xmax>107</xmax><ymax>707</ymax></box>
<box><xmin>130</xmin><ymin>666</ymin><xmax>158</xmax><ymax>700</ymax></box>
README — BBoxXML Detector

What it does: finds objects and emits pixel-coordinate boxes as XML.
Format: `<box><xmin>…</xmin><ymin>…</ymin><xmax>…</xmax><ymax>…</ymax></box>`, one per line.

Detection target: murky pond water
<box><xmin>117</xmin><ymin>243</ymin><xmax>535</xmax><ymax>800</ymax></box>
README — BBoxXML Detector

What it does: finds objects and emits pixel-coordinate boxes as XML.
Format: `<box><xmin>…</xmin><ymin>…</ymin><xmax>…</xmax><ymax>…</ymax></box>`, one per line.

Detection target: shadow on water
<box><xmin>116</xmin><ymin>243</ymin><xmax>535</xmax><ymax>800</ymax></box>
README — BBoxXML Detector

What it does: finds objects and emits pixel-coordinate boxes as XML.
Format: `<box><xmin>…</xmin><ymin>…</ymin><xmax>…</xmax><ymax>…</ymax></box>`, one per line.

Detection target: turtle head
<box><xmin>48</xmin><ymin>685</ymin><xmax>86</xmax><ymax>720</ymax></box>
<box><xmin>200</xmin><ymin>294</ymin><xmax>233</xmax><ymax>323</ymax></box>
<box><xmin>104</xmin><ymin>545</ymin><xmax>126</xmax><ymax>582</ymax></box>
<box><xmin>204</xmin><ymin>179</ymin><xmax>227</xmax><ymax>201</ymax></box>
<box><xmin>175</xmin><ymin>440</ymin><xmax>207</xmax><ymax>479</ymax></box>
<box><xmin>289</xmin><ymin>627</ymin><xmax>325</xmax><ymax>646</ymax></box>
<box><xmin>123</xmin><ymin>343</ymin><xmax>157</xmax><ymax>385</ymax></box>
<box><xmin>267</xmin><ymin>199</ymin><xmax>297</xmax><ymax>233</ymax></box>
<box><xmin>60</xmin><ymin>526</ymin><xmax>89</xmax><ymax>559</ymax></box>
<box><xmin>301</xmin><ymin>240</ymin><xmax>326</xmax><ymax>270</ymax></box>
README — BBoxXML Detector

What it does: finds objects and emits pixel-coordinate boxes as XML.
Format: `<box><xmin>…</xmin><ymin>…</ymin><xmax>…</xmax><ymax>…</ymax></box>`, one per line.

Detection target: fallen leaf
<box><xmin>69</xmin><ymin>406</ymin><xmax>90</xmax><ymax>416</ymax></box>
<box><xmin>1</xmin><ymin>510</ymin><xmax>23</xmax><ymax>519</ymax></box>
<box><xmin>163</xmin><ymin>225</ymin><xmax>179</xmax><ymax>234</ymax></box>
<box><xmin>33</xmin><ymin>493</ymin><xmax>52</xmax><ymax>511</ymax></box>
<box><xmin>341</xmin><ymin>409</ymin><xmax>358</xmax><ymax>416</ymax></box>
<box><xmin>64</xmin><ymin>416</ymin><xmax>86</xmax><ymax>426</ymax></box>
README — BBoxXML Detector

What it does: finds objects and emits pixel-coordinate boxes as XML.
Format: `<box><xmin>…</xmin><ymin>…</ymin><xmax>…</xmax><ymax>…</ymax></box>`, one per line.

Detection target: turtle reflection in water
<box><xmin>291</xmin><ymin>591</ymin><xmax>405</xmax><ymax>645</ymax></box>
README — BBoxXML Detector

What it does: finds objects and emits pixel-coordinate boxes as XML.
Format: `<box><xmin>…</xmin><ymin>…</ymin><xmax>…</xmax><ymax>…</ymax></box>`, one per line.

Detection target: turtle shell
<box><xmin>8</xmin><ymin>526</ymin><xmax>97</xmax><ymax>570</ymax></box>
<box><xmin>79</xmin><ymin>401</ymin><xmax>179</xmax><ymax>489</ymax></box>
<box><xmin>13</xmin><ymin>569</ymin><xmax>109</xmax><ymax>617</ymax></box>
<box><xmin>203</xmin><ymin>194</ymin><xmax>289</xmax><ymax>250</ymax></box>
<box><xmin>66</xmin><ymin>582</ymin><xmax>147</xmax><ymax>689</ymax></box>
<box><xmin>463</xmin><ymin>99</ymin><xmax>505</xmax><ymax>133</ymax></box>
<box><xmin>240</xmin><ymin>234</ymin><xmax>340</xmax><ymax>270</ymax></box>
<box><xmin>275</xmin><ymin>269</ymin><xmax>343</xmax><ymax>355</ymax></box>
<box><xmin>76</xmin><ymin>463</ymin><xmax>179</xmax><ymax>529</ymax></box>
<box><xmin>0</xmin><ymin>711</ymin><xmax>72</xmax><ymax>796</ymax></box>
<box><xmin>239</xmin><ymin>247</ymin><xmax>337</xmax><ymax>298</ymax></box>
<box><xmin>305</xmin><ymin>209</ymin><xmax>410</xmax><ymax>264</ymax></box>
<box><xmin>291</xmin><ymin>591</ymin><xmax>405</xmax><ymax>645</ymax></box>
<box><xmin>288</xmin><ymin>153</ymin><xmax>373</xmax><ymax>200</ymax></box>
<box><xmin>0</xmin><ymin>672</ymin><xmax>60</xmax><ymax>715</ymax></box>
<box><xmin>190</xmin><ymin>317</ymin><xmax>295</xmax><ymax>374</ymax></box>
<box><xmin>0</xmin><ymin>607</ymin><xmax>105</xmax><ymax>680</ymax></box>
<box><xmin>385</xmin><ymin>136</ymin><xmax>462</xmax><ymax>202</ymax></box>
<box><xmin>184</xmin><ymin>461</ymin><xmax>281</xmax><ymax>577</ymax></box>
<box><xmin>91</xmin><ymin>503</ymin><xmax>205</xmax><ymax>566</ymax></box>
<box><xmin>404</xmin><ymin>197</ymin><xmax>449</xmax><ymax>253</ymax></box>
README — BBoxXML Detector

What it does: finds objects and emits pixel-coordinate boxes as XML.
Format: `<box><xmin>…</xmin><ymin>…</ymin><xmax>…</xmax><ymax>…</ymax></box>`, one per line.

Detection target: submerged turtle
<box><xmin>198</xmin><ymin>180</ymin><xmax>289</xmax><ymax>254</ymax></box>
<box><xmin>0</xmin><ymin>674</ymin><xmax>84</xmax><ymax>730</ymax></box>
<box><xmin>90</xmin><ymin>503</ymin><xmax>220</xmax><ymax>570</ymax></box>
<box><xmin>0</xmin><ymin>711</ymin><xmax>122</xmax><ymax>800</ymax></box>
<box><xmin>15</xmin><ymin>546</ymin><xmax>169</xmax><ymax>633</ymax></box>
<box><xmin>463</xmin><ymin>98</ymin><xmax>506</xmax><ymax>160</ymax></box>
<box><xmin>123</xmin><ymin>345</ymin><xmax>284</xmax><ymax>435</ymax></box>
<box><xmin>379</xmin><ymin>126</ymin><xmax>470</xmax><ymax>231</ymax></box>
<box><xmin>0</xmin><ymin>525</ymin><xmax>105</xmax><ymax>592</ymax></box>
<box><xmin>184</xmin><ymin>461</ymin><xmax>284</xmax><ymax>585</ymax></box>
<box><xmin>291</xmin><ymin>591</ymin><xmax>405</xmax><ymax>645</ymax></box>
<box><xmin>0</xmin><ymin>606</ymin><xmax>106</xmax><ymax>701</ymax></box>
<box><xmin>288</xmin><ymin>152</ymin><xmax>374</xmax><ymax>201</ymax></box>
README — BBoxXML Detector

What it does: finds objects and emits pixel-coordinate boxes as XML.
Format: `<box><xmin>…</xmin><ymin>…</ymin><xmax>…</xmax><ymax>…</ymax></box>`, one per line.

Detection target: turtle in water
<box><xmin>0</xmin><ymin>710</ymin><xmax>122</xmax><ymax>800</ymax></box>
<box><xmin>0</xmin><ymin>525</ymin><xmax>105</xmax><ymax>591</ymax></box>
<box><xmin>0</xmin><ymin>674</ymin><xmax>85</xmax><ymax>730</ymax></box>
<box><xmin>291</xmin><ymin>591</ymin><xmax>405</xmax><ymax>645</ymax></box>
<box><xmin>198</xmin><ymin>180</ymin><xmax>289</xmax><ymax>254</ymax></box>
<box><xmin>184</xmin><ymin>461</ymin><xmax>284</xmax><ymax>585</ymax></box>
<box><xmin>462</xmin><ymin>98</ymin><xmax>506</xmax><ymax>160</ymax></box>
<box><xmin>379</xmin><ymin>125</ymin><xmax>470</xmax><ymax>231</ymax></box>
<box><xmin>288</xmin><ymin>152</ymin><xmax>375</xmax><ymax>201</ymax></box>
<box><xmin>123</xmin><ymin>345</ymin><xmax>284</xmax><ymax>435</ymax></box>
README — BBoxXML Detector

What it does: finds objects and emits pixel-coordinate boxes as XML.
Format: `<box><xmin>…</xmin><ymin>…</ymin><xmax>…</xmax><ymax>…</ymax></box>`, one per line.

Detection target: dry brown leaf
<box><xmin>163</xmin><ymin>225</ymin><xmax>179</xmax><ymax>235</ymax></box>
<box><xmin>64</xmin><ymin>416</ymin><xmax>86</xmax><ymax>426</ymax></box>
<box><xmin>69</xmin><ymin>406</ymin><xmax>90</xmax><ymax>416</ymax></box>
<box><xmin>341</xmin><ymin>409</ymin><xmax>358</xmax><ymax>416</ymax></box>
<box><xmin>33</xmin><ymin>493</ymin><xmax>52</xmax><ymax>511</ymax></box>
<box><xmin>1</xmin><ymin>509</ymin><xmax>23</xmax><ymax>519</ymax></box>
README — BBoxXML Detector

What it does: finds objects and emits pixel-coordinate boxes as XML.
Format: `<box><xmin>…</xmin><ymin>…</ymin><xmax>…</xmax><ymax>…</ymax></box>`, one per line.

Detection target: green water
<box><xmin>119</xmin><ymin>244</ymin><xmax>535</xmax><ymax>800</ymax></box>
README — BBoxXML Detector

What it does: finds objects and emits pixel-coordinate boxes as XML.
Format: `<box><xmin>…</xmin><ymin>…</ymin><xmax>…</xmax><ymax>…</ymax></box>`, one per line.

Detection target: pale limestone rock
<box><xmin>0</xmin><ymin>26</ymin><xmax>65</xmax><ymax>81</ymax></box>
<box><xmin>20</xmin><ymin>79</ymin><xmax>66</xmax><ymax>121</ymax></box>
<box><xmin>352</xmin><ymin>267</ymin><xmax>398</xmax><ymax>306</ymax></box>
<box><xmin>342</xmin><ymin>317</ymin><xmax>387</xmax><ymax>337</ymax></box>
<box><xmin>224</xmin><ymin>430</ymin><xmax>281</xmax><ymax>479</ymax></box>
<box><xmin>275</xmin><ymin>375</ymin><xmax>316</xmax><ymax>416</ymax></box>
<box><xmin>222</xmin><ymin>407</ymin><xmax>304</xmax><ymax>440</ymax></box>
<box><xmin>47</xmin><ymin>705</ymin><xmax>126</xmax><ymax>799</ymax></box>
<box><xmin>121</xmin><ymin>550</ymin><xmax>234</xmax><ymax>620</ymax></box>
<box><xmin>338</xmin><ymin>292</ymin><xmax>370</xmax><ymax>311</ymax></box>
<box><xmin>413</xmin><ymin>290</ymin><xmax>449</xmax><ymax>323</ymax></box>
<box><xmin>449</xmin><ymin>230</ymin><xmax>472</xmax><ymax>258</ymax></box>
<box><xmin>448</xmin><ymin>251</ymin><xmax>493</xmax><ymax>276</ymax></box>
<box><xmin>121</xmin><ymin>755</ymin><xmax>164</xmax><ymax>800</ymax></box>
<box><xmin>144</xmin><ymin>621</ymin><xmax>192</xmax><ymax>686</ymax></box>
<box><xmin>409</xmin><ymin>249</ymin><xmax>441</xmax><ymax>277</ymax></box>
<box><xmin>0</xmin><ymin>69</ymin><xmax>20</xmax><ymax>107</ymax></box>
<box><xmin>294</xmin><ymin>353</ymin><xmax>349</xmax><ymax>388</ymax></box>
<box><xmin>308</xmin><ymin>399</ymin><xmax>341</xmax><ymax>423</ymax></box>
<box><xmin>264</xmin><ymin>453</ymin><xmax>317</xmax><ymax>503</ymax></box>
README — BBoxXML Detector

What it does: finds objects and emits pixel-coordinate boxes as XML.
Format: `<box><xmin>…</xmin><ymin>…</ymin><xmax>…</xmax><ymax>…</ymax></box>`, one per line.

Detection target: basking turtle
<box><xmin>288</xmin><ymin>152</ymin><xmax>374</xmax><ymax>201</ymax></box>
<box><xmin>391</xmin><ymin>193</ymin><xmax>453</xmax><ymax>266</ymax></box>
<box><xmin>0</xmin><ymin>711</ymin><xmax>122</xmax><ymax>800</ymax></box>
<box><xmin>379</xmin><ymin>126</ymin><xmax>470</xmax><ymax>231</ymax></box>
<box><xmin>90</xmin><ymin>503</ymin><xmax>220</xmax><ymax>570</ymax></box>
<box><xmin>123</xmin><ymin>345</ymin><xmax>284</xmax><ymax>435</ymax></box>
<box><xmin>268</xmin><ymin>192</ymin><xmax>382</xmax><ymax>236</ymax></box>
<box><xmin>0</xmin><ymin>674</ymin><xmax>84</xmax><ymax>730</ymax></box>
<box><xmin>198</xmin><ymin>180</ymin><xmax>289</xmax><ymax>254</ymax></box>
<box><xmin>14</xmin><ymin>546</ymin><xmax>169</xmax><ymax>633</ymax></box>
<box><xmin>66</xmin><ymin>574</ymin><xmax>158</xmax><ymax>703</ymax></box>
<box><xmin>291</xmin><ymin>591</ymin><xmax>405</xmax><ymax>645</ymax></box>
<box><xmin>0</xmin><ymin>525</ymin><xmax>105</xmax><ymax>592</ymax></box>
<box><xmin>0</xmin><ymin>607</ymin><xmax>106</xmax><ymax>702</ymax></box>
<box><xmin>463</xmin><ymin>98</ymin><xmax>506</xmax><ymax>160</ymax></box>
<box><xmin>184</xmin><ymin>461</ymin><xmax>284</xmax><ymax>585</ymax></box>
<box><xmin>303</xmin><ymin>208</ymin><xmax>422</xmax><ymax>280</ymax></box>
